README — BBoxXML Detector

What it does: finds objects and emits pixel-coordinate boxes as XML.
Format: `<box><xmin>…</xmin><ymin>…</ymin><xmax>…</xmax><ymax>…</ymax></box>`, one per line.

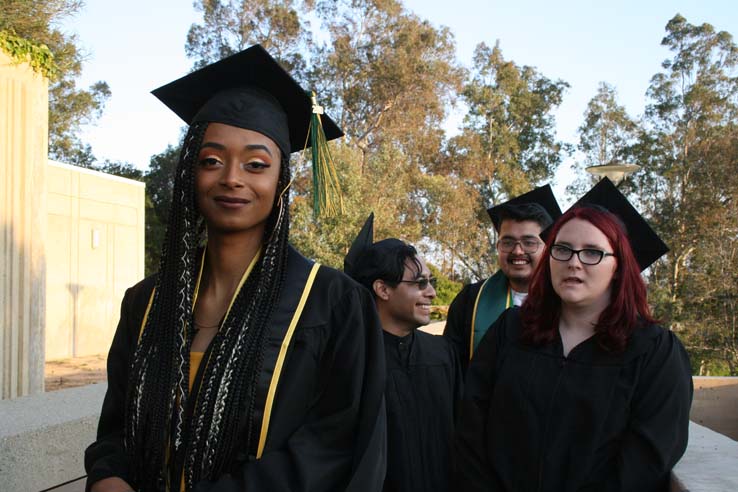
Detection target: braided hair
<box><xmin>124</xmin><ymin>121</ymin><xmax>292</xmax><ymax>490</ymax></box>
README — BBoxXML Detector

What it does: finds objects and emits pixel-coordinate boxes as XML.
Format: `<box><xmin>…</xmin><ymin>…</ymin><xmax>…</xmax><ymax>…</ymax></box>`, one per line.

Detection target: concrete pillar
<box><xmin>0</xmin><ymin>50</ymin><xmax>48</xmax><ymax>399</ymax></box>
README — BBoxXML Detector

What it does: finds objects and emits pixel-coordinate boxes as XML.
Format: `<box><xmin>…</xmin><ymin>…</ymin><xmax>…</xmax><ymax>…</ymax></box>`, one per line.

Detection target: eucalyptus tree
<box><xmin>438</xmin><ymin>41</ymin><xmax>569</xmax><ymax>279</ymax></box>
<box><xmin>568</xmin><ymin>82</ymin><xmax>639</xmax><ymax>198</ymax></box>
<box><xmin>635</xmin><ymin>14</ymin><xmax>738</xmax><ymax>374</ymax></box>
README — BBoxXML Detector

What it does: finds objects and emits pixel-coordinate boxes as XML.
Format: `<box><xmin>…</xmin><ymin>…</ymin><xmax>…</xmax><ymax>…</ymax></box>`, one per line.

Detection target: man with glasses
<box><xmin>443</xmin><ymin>186</ymin><xmax>562</xmax><ymax>374</ymax></box>
<box><xmin>345</xmin><ymin>215</ymin><xmax>463</xmax><ymax>492</ymax></box>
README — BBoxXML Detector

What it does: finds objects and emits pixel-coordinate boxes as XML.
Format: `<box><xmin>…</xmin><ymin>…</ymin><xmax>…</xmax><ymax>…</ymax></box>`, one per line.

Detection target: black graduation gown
<box><xmin>84</xmin><ymin>246</ymin><xmax>387</xmax><ymax>492</ymax></box>
<box><xmin>443</xmin><ymin>280</ymin><xmax>484</xmax><ymax>374</ymax></box>
<box><xmin>383</xmin><ymin>330</ymin><xmax>463</xmax><ymax>492</ymax></box>
<box><xmin>454</xmin><ymin>307</ymin><xmax>693</xmax><ymax>492</ymax></box>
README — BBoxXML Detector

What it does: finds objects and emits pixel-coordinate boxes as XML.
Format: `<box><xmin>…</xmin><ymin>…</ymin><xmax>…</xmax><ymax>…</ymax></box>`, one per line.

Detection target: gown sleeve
<box><xmin>193</xmin><ymin>282</ymin><xmax>387</xmax><ymax>492</ymax></box>
<box><xmin>581</xmin><ymin>329</ymin><xmax>694</xmax><ymax>491</ymax></box>
<box><xmin>452</xmin><ymin>309</ymin><xmax>510</xmax><ymax>492</ymax></box>
<box><xmin>443</xmin><ymin>283</ymin><xmax>476</xmax><ymax>373</ymax></box>
<box><xmin>84</xmin><ymin>279</ymin><xmax>153</xmax><ymax>491</ymax></box>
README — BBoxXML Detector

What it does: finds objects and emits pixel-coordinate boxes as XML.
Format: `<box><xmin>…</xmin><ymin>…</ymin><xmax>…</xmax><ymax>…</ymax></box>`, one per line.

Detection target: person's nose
<box><xmin>424</xmin><ymin>282</ymin><xmax>436</xmax><ymax>299</ymax></box>
<box><xmin>219</xmin><ymin>161</ymin><xmax>244</xmax><ymax>188</ymax></box>
<box><xmin>567</xmin><ymin>252</ymin><xmax>583</xmax><ymax>268</ymax></box>
<box><xmin>511</xmin><ymin>241</ymin><xmax>525</xmax><ymax>254</ymax></box>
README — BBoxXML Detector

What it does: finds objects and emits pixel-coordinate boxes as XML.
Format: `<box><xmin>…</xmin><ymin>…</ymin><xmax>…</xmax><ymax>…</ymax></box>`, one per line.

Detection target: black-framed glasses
<box><xmin>497</xmin><ymin>238</ymin><xmax>541</xmax><ymax>253</ymax></box>
<box><xmin>398</xmin><ymin>277</ymin><xmax>437</xmax><ymax>290</ymax></box>
<box><xmin>550</xmin><ymin>244</ymin><xmax>616</xmax><ymax>266</ymax></box>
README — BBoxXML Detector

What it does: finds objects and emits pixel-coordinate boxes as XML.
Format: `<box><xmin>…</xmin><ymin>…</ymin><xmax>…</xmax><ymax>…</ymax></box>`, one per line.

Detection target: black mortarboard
<box><xmin>151</xmin><ymin>44</ymin><xmax>343</xmax><ymax>158</ymax></box>
<box><xmin>487</xmin><ymin>184</ymin><xmax>562</xmax><ymax>232</ymax></box>
<box><xmin>568</xmin><ymin>177</ymin><xmax>668</xmax><ymax>271</ymax></box>
<box><xmin>344</xmin><ymin>213</ymin><xmax>374</xmax><ymax>277</ymax></box>
<box><xmin>343</xmin><ymin>214</ymin><xmax>410</xmax><ymax>287</ymax></box>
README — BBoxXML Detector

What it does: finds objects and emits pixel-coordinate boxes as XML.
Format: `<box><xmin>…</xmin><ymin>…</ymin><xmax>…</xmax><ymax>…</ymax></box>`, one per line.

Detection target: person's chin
<box><xmin>559</xmin><ymin>293</ymin><xmax>587</xmax><ymax>307</ymax></box>
<box><xmin>505</xmin><ymin>268</ymin><xmax>532</xmax><ymax>283</ymax></box>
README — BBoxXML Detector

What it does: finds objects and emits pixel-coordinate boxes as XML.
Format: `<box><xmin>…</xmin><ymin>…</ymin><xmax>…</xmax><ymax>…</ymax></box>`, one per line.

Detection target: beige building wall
<box><xmin>0</xmin><ymin>51</ymin><xmax>48</xmax><ymax>399</ymax></box>
<box><xmin>46</xmin><ymin>161</ymin><xmax>145</xmax><ymax>360</ymax></box>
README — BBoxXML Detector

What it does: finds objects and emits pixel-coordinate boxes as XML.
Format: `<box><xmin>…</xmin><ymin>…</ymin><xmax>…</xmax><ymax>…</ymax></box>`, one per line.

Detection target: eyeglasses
<box><xmin>550</xmin><ymin>244</ymin><xmax>616</xmax><ymax>266</ymax></box>
<box><xmin>398</xmin><ymin>277</ymin><xmax>437</xmax><ymax>290</ymax></box>
<box><xmin>497</xmin><ymin>238</ymin><xmax>541</xmax><ymax>253</ymax></box>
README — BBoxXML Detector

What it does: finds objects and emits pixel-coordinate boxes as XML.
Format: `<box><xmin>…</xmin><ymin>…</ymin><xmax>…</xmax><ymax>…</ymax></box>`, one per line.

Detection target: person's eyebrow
<box><xmin>556</xmin><ymin>241</ymin><xmax>609</xmax><ymax>250</ymax></box>
<box><xmin>500</xmin><ymin>234</ymin><xmax>539</xmax><ymax>240</ymax></box>
<box><xmin>199</xmin><ymin>142</ymin><xmax>274</xmax><ymax>157</ymax></box>
<box><xmin>200</xmin><ymin>141</ymin><xmax>226</xmax><ymax>150</ymax></box>
<box><xmin>245</xmin><ymin>144</ymin><xmax>273</xmax><ymax>156</ymax></box>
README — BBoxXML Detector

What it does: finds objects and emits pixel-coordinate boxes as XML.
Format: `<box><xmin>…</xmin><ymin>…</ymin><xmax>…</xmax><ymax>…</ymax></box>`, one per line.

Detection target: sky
<box><xmin>61</xmin><ymin>0</ymin><xmax>737</xmax><ymax>200</ymax></box>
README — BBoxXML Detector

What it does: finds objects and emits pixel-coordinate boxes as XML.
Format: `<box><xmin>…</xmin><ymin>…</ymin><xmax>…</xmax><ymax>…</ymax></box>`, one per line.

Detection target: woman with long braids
<box><xmin>84</xmin><ymin>46</ymin><xmax>386</xmax><ymax>492</ymax></box>
<box><xmin>453</xmin><ymin>178</ymin><xmax>693</xmax><ymax>491</ymax></box>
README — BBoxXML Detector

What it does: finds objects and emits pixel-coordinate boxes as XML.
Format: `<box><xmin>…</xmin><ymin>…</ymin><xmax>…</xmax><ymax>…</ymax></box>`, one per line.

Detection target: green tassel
<box><xmin>307</xmin><ymin>91</ymin><xmax>343</xmax><ymax>218</ymax></box>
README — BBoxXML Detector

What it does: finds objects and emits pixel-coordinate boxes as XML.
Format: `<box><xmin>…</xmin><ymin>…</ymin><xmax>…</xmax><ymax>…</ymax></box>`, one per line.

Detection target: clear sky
<box><xmin>62</xmin><ymin>0</ymin><xmax>737</xmax><ymax>199</ymax></box>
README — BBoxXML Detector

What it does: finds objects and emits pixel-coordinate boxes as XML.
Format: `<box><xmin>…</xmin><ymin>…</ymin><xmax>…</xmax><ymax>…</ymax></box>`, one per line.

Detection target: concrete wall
<box><xmin>0</xmin><ymin>50</ymin><xmax>48</xmax><ymax>399</ymax></box>
<box><xmin>2</xmin><ymin>384</ymin><xmax>736</xmax><ymax>492</ymax></box>
<box><xmin>690</xmin><ymin>376</ymin><xmax>738</xmax><ymax>441</ymax></box>
<box><xmin>46</xmin><ymin>161</ymin><xmax>145</xmax><ymax>360</ymax></box>
<box><xmin>673</xmin><ymin>421</ymin><xmax>738</xmax><ymax>492</ymax></box>
<box><xmin>0</xmin><ymin>383</ymin><xmax>106</xmax><ymax>491</ymax></box>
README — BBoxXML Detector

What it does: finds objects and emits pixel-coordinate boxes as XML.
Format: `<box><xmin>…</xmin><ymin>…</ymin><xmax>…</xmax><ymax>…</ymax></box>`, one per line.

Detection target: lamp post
<box><xmin>585</xmin><ymin>161</ymin><xmax>641</xmax><ymax>185</ymax></box>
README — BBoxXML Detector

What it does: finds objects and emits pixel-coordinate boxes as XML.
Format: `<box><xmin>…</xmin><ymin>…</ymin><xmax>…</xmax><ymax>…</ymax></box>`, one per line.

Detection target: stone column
<box><xmin>0</xmin><ymin>50</ymin><xmax>48</xmax><ymax>399</ymax></box>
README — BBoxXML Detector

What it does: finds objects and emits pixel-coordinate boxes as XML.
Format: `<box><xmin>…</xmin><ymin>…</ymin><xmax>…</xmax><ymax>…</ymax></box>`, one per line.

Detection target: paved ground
<box><xmin>45</xmin><ymin>354</ymin><xmax>107</xmax><ymax>392</ymax></box>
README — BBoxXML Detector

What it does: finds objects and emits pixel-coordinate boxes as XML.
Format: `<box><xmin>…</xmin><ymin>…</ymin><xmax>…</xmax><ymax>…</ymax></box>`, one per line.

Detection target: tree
<box><xmin>0</xmin><ymin>0</ymin><xmax>110</xmax><ymax>166</ymax></box>
<box><xmin>439</xmin><ymin>41</ymin><xmax>569</xmax><ymax>279</ymax></box>
<box><xmin>289</xmin><ymin>141</ymin><xmax>426</xmax><ymax>268</ymax></box>
<box><xmin>568</xmin><ymin>82</ymin><xmax>639</xmax><ymax>198</ymax></box>
<box><xmin>144</xmin><ymin>143</ymin><xmax>182</xmax><ymax>275</ymax></box>
<box><xmin>95</xmin><ymin>160</ymin><xmax>144</xmax><ymax>180</ymax></box>
<box><xmin>635</xmin><ymin>14</ymin><xmax>738</xmax><ymax>374</ymax></box>
<box><xmin>186</xmin><ymin>0</ymin><xmax>313</xmax><ymax>74</ymax></box>
<box><xmin>313</xmin><ymin>0</ymin><xmax>463</xmax><ymax>170</ymax></box>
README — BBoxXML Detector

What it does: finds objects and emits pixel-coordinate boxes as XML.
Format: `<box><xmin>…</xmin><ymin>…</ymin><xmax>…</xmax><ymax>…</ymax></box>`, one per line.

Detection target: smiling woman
<box><xmin>195</xmin><ymin>125</ymin><xmax>281</xmax><ymax>235</ymax></box>
<box><xmin>454</xmin><ymin>179</ymin><xmax>693</xmax><ymax>492</ymax></box>
<box><xmin>84</xmin><ymin>45</ymin><xmax>386</xmax><ymax>492</ymax></box>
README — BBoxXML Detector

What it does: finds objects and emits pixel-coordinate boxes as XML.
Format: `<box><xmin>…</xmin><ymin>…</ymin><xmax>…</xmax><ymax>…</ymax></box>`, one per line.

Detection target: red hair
<box><xmin>521</xmin><ymin>206</ymin><xmax>656</xmax><ymax>352</ymax></box>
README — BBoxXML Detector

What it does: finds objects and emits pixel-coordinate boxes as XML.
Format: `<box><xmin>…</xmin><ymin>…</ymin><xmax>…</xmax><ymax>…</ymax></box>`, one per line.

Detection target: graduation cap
<box><xmin>344</xmin><ymin>213</ymin><xmax>374</xmax><ymax>277</ymax></box>
<box><xmin>568</xmin><ymin>177</ymin><xmax>669</xmax><ymax>271</ymax></box>
<box><xmin>152</xmin><ymin>44</ymin><xmax>344</xmax><ymax>216</ymax></box>
<box><xmin>343</xmin><ymin>213</ymin><xmax>408</xmax><ymax>286</ymax></box>
<box><xmin>487</xmin><ymin>184</ymin><xmax>562</xmax><ymax>233</ymax></box>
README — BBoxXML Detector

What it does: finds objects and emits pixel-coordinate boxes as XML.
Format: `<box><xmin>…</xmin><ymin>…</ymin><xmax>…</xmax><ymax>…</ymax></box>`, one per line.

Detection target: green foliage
<box><xmin>186</xmin><ymin>0</ymin><xmax>311</xmax><ymax>74</ymax></box>
<box><xmin>0</xmin><ymin>30</ymin><xmax>57</xmax><ymax>78</ymax></box>
<box><xmin>143</xmin><ymin>143</ymin><xmax>182</xmax><ymax>275</ymax></box>
<box><xmin>640</xmin><ymin>14</ymin><xmax>738</xmax><ymax>375</ymax></box>
<box><xmin>313</xmin><ymin>0</ymin><xmax>463</xmax><ymax>170</ymax></box>
<box><xmin>438</xmin><ymin>41</ymin><xmax>569</xmax><ymax>279</ymax></box>
<box><xmin>95</xmin><ymin>160</ymin><xmax>144</xmax><ymax>180</ymax></box>
<box><xmin>427</xmin><ymin>263</ymin><xmax>461</xmax><ymax>306</ymax></box>
<box><xmin>1</xmin><ymin>0</ymin><xmax>110</xmax><ymax>164</ymax></box>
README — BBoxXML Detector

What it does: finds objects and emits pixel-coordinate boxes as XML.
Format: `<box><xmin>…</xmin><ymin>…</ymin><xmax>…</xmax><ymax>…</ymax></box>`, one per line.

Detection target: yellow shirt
<box><xmin>189</xmin><ymin>351</ymin><xmax>204</xmax><ymax>390</ymax></box>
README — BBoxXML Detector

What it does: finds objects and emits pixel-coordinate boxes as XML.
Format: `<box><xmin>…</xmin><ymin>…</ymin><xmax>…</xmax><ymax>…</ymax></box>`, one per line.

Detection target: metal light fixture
<box><xmin>585</xmin><ymin>161</ymin><xmax>641</xmax><ymax>185</ymax></box>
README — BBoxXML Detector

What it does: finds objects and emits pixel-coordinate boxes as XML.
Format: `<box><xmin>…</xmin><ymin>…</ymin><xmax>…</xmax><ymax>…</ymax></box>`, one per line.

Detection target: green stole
<box><xmin>470</xmin><ymin>270</ymin><xmax>511</xmax><ymax>359</ymax></box>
